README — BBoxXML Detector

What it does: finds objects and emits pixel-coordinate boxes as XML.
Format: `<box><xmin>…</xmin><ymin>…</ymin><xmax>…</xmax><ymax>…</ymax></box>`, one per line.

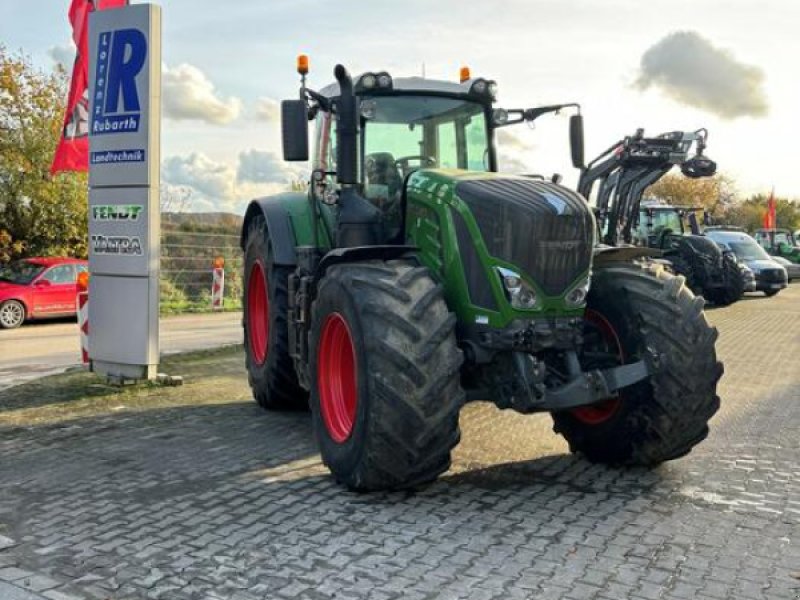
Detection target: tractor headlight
<box><xmin>565</xmin><ymin>276</ymin><xmax>591</xmax><ymax>307</ymax></box>
<box><xmin>497</xmin><ymin>267</ymin><xmax>540</xmax><ymax>310</ymax></box>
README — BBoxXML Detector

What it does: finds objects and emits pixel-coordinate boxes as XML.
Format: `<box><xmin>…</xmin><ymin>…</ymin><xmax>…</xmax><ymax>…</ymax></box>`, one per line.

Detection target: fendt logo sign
<box><xmin>92</xmin><ymin>205</ymin><xmax>144</xmax><ymax>221</ymax></box>
<box><xmin>92</xmin><ymin>28</ymin><xmax>147</xmax><ymax>136</ymax></box>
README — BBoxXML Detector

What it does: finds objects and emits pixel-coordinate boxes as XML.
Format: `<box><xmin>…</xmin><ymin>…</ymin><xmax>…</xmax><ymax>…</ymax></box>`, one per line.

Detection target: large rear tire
<box><xmin>552</xmin><ymin>263</ymin><xmax>722</xmax><ymax>465</ymax></box>
<box><xmin>243</xmin><ymin>215</ymin><xmax>308</xmax><ymax>410</ymax></box>
<box><xmin>309</xmin><ymin>259</ymin><xmax>464</xmax><ymax>491</ymax></box>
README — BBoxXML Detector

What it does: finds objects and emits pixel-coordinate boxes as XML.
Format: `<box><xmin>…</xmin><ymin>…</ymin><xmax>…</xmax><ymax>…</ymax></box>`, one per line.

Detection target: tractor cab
<box><xmin>281</xmin><ymin>58</ymin><xmax>584</xmax><ymax>248</ymax></box>
<box><xmin>754</xmin><ymin>228</ymin><xmax>800</xmax><ymax>263</ymax></box>
<box><xmin>637</xmin><ymin>204</ymin><xmax>708</xmax><ymax>249</ymax></box>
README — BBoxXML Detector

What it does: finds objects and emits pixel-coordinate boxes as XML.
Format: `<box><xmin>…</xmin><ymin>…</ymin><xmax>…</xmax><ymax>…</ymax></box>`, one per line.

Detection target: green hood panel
<box><xmin>405</xmin><ymin>169</ymin><xmax>593</xmax><ymax>327</ymax></box>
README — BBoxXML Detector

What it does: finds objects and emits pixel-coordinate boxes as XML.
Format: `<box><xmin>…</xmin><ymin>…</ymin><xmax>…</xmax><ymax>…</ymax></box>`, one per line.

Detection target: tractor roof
<box><xmin>319</xmin><ymin>76</ymin><xmax>480</xmax><ymax>99</ymax></box>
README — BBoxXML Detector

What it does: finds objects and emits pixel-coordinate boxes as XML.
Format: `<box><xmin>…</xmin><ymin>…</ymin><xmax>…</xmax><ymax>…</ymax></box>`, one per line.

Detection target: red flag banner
<box><xmin>763</xmin><ymin>189</ymin><xmax>777</xmax><ymax>230</ymax></box>
<box><xmin>51</xmin><ymin>0</ymin><xmax>128</xmax><ymax>175</ymax></box>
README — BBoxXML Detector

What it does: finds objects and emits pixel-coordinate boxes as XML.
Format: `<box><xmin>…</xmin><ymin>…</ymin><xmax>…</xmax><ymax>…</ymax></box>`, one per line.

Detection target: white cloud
<box><xmin>254</xmin><ymin>97</ymin><xmax>280</xmax><ymax>122</ymax></box>
<box><xmin>162</xmin><ymin>150</ymin><xmax>305</xmax><ymax>213</ymax></box>
<box><xmin>47</xmin><ymin>42</ymin><xmax>75</xmax><ymax>69</ymax></box>
<box><xmin>237</xmin><ymin>149</ymin><xmax>304</xmax><ymax>184</ymax></box>
<box><xmin>635</xmin><ymin>31</ymin><xmax>769</xmax><ymax>120</ymax></box>
<box><xmin>162</xmin><ymin>153</ymin><xmax>236</xmax><ymax>199</ymax></box>
<box><xmin>162</xmin><ymin>63</ymin><xmax>242</xmax><ymax>124</ymax></box>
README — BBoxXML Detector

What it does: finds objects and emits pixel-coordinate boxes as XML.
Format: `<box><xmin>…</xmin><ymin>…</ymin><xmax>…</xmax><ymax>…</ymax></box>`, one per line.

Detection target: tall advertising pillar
<box><xmin>87</xmin><ymin>4</ymin><xmax>161</xmax><ymax>380</ymax></box>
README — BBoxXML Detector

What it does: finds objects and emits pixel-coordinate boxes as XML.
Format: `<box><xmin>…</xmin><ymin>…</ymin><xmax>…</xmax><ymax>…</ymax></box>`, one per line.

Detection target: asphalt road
<box><xmin>0</xmin><ymin>312</ymin><xmax>243</xmax><ymax>390</ymax></box>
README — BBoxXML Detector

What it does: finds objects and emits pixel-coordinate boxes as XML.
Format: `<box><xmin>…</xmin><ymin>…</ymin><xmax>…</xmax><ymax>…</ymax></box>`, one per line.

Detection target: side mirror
<box><xmin>569</xmin><ymin>114</ymin><xmax>585</xmax><ymax>169</ymax></box>
<box><xmin>34</xmin><ymin>279</ymin><xmax>51</xmax><ymax>287</ymax></box>
<box><xmin>281</xmin><ymin>100</ymin><xmax>309</xmax><ymax>162</ymax></box>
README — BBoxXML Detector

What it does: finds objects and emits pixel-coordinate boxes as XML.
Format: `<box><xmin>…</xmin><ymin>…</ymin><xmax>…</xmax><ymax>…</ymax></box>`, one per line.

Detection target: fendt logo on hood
<box><xmin>92</xmin><ymin>28</ymin><xmax>147</xmax><ymax>135</ymax></box>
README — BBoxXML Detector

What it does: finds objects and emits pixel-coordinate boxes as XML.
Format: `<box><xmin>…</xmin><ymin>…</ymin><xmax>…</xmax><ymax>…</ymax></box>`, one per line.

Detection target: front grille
<box><xmin>455</xmin><ymin>178</ymin><xmax>594</xmax><ymax>296</ymax></box>
<box><xmin>760</xmin><ymin>268</ymin><xmax>785</xmax><ymax>282</ymax></box>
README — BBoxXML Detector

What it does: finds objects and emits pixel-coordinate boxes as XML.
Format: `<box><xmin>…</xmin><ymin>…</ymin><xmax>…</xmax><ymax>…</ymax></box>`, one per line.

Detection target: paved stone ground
<box><xmin>0</xmin><ymin>287</ymin><xmax>798</xmax><ymax>600</ymax></box>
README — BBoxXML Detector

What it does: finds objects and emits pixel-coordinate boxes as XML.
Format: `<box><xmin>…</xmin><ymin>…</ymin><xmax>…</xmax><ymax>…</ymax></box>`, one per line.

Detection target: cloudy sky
<box><xmin>2</xmin><ymin>0</ymin><xmax>798</xmax><ymax>212</ymax></box>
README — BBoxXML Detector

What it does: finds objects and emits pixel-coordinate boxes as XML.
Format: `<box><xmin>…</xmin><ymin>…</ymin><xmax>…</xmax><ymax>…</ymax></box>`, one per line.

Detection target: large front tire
<box><xmin>310</xmin><ymin>260</ymin><xmax>464</xmax><ymax>491</ymax></box>
<box><xmin>552</xmin><ymin>263</ymin><xmax>722</xmax><ymax>465</ymax></box>
<box><xmin>242</xmin><ymin>215</ymin><xmax>308</xmax><ymax>410</ymax></box>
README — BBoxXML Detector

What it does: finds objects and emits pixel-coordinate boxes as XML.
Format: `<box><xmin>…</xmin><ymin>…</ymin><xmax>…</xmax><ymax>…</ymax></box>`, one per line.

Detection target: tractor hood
<box><xmin>415</xmin><ymin>170</ymin><xmax>595</xmax><ymax>298</ymax></box>
<box><xmin>678</xmin><ymin>234</ymin><xmax>724</xmax><ymax>259</ymax></box>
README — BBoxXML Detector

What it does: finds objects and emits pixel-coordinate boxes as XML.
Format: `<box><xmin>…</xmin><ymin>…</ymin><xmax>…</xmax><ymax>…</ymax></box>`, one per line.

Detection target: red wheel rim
<box><xmin>317</xmin><ymin>313</ymin><xmax>358</xmax><ymax>443</ymax></box>
<box><xmin>247</xmin><ymin>261</ymin><xmax>269</xmax><ymax>366</ymax></box>
<box><xmin>571</xmin><ymin>309</ymin><xmax>623</xmax><ymax>425</ymax></box>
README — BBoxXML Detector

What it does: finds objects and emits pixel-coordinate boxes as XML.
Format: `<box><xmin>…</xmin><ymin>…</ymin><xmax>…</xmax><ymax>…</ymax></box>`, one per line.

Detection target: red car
<box><xmin>0</xmin><ymin>257</ymin><xmax>88</xmax><ymax>329</ymax></box>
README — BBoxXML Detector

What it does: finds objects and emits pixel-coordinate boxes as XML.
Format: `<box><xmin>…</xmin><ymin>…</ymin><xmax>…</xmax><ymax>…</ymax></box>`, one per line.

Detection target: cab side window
<box><xmin>42</xmin><ymin>265</ymin><xmax>76</xmax><ymax>284</ymax></box>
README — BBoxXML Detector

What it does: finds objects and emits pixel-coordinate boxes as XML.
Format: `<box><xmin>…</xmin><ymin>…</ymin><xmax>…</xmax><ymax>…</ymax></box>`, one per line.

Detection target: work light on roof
<box><xmin>470</xmin><ymin>78</ymin><xmax>497</xmax><ymax>100</ymax></box>
<box><xmin>356</xmin><ymin>71</ymin><xmax>393</xmax><ymax>93</ymax></box>
<box><xmin>492</xmin><ymin>108</ymin><xmax>509</xmax><ymax>126</ymax></box>
<box><xmin>362</xmin><ymin>73</ymin><xmax>377</xmax><ymax>89</ymax></box>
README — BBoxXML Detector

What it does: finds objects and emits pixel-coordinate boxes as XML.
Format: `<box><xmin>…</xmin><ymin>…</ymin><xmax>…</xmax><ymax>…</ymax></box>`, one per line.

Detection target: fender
<box><xmin>593</xmin><ymin>244</ymin><xmax>662</xmax><ymax>265</ymax></box>
<box><xmin>241</xmin><ymin>194</ymin><xmax>307</xmax><ymax>266</ymax></box>
<box><xmin>316</xmin><ymin>245</ymin><xmax>418</xmax><ymax>277</ymax></box>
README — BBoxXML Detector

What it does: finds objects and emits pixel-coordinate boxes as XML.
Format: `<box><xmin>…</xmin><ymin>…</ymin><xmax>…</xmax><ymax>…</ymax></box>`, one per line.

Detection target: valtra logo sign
<box><xmin>91</xmin><ymin>28</ymin><xmax>147</xmax><ymax>135</ymax></box>
<box><xmin>91</xmin><ymin>235</ymin><xmax>143</xmax><ymax>255</ymax></box>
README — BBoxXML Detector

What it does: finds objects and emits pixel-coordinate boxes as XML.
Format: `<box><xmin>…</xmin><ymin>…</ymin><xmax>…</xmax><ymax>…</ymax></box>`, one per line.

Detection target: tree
<box><xmin>0</xmin><ymin>46</ymin><xmax>88</xmax><ymax>263</ymax></box>
<box><xmin>723</xmin><ymin>194</ymin><xmax>800</xmax><ymax>233</ymax></box>
<box><xmin>647</xmin><ymin>172</ymin><xmax>737</xmax><ymax>218</ymax></box>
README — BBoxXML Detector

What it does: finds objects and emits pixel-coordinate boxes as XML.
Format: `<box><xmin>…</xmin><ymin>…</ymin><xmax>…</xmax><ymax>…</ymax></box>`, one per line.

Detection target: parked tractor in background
<box><xmin>754</xmin><ymin>228</ymin><xmax>800</xmax><ymax>264</ymax></box>
<box><xmin>577</xmin><ymin>129</ymin><xmax>744</xmax><ymax>306</ymax></box>
<box><xmin>638</xmin><ymin>204</ymin><xmax>745</xmax><ymax>305</ymax></box>
<box><xmin>240</xmin><ymin>58</ymin><xmax>722</xmax><ymax>491</ymax></box>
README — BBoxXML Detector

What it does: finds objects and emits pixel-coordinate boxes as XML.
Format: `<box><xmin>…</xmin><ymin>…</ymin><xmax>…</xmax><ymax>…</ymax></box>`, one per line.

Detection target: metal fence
<box><xmin>160</xmin><ymin>229</ymin><xmax>243</xmax><ymax>314</ymax></box>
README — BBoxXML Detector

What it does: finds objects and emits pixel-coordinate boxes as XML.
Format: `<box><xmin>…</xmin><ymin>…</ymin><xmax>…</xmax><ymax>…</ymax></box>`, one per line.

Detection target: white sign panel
<box><xmin>88</xmin><ymin>4</ymin><xmax>161</xmax><ymax>380</ymax></box>
<box><xmin>88</xmin><ymin>4</ymin><xmax>161</xmax><ymax>188</ymax></box>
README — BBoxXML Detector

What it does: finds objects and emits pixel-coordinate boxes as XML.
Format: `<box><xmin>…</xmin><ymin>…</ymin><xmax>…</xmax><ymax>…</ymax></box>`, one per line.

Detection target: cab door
<box><xmin>32</xmin><ymin>264</ymin><xmax>78</xmax><ymax>315</ymax></box>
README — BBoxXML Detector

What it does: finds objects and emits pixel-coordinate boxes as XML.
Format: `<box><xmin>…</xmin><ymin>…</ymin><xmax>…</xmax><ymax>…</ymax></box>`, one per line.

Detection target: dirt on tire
<box><xmin>552</xmin><ymin>262</ymin><xmax>722</xmax><ymax>465</ymax></box>
<box><xmin>309</xmin><ymin>259</ymin><xmax>464</xmax><ymax>491</ymax></box>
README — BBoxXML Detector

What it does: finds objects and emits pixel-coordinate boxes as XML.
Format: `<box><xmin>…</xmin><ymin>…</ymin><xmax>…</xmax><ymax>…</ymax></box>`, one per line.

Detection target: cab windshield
<box><xmin>0</xmin><ymin>260</ymin><xmax>45</xmax><ymax>285</ymax></box>
<box><xmin>635</xmin><ymin>209</ymin><xmax>683</xmax><ymax>244</ymax></box>
<box><xmin>358</xmin><ymin>94</ymin><xmax>490</xmax><ymax>239</ymax></box>
<box><xmin>361</xmin><ymin>95</ymin><xmax>489</xmax><ymax>176</ymax></box>
<box><xmin>729</xmin><ymin>240</ymin><xmax>772</xmax><ymax>261</ymax></box>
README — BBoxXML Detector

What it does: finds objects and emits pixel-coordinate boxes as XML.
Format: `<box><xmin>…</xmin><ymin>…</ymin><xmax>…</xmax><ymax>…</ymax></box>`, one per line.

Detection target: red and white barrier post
<box><xmin>77</xmin><ymin>271</ymin><xmax>90</xmax><ymax>365</ymax></box>
<box><xmin>212</xmin><ymin>257</ymin><xmax>225</xmax><ymax>311</ymax></box>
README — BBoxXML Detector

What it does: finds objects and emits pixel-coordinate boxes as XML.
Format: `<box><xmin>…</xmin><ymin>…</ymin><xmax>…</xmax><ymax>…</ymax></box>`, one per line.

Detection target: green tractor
<box><xmin>576</xmin><ymin>128</ymin><xmax>743</xmax><ymax>306</ymax></box>
<box><xmin>754</xmin><ymin>228</ymin><xmax>800</xmax><ymax>263</ymax></box>
<box><xmin>240</xmin><ymin>60</ymin><xmax>722</xmax><ymax>491</ymax></box>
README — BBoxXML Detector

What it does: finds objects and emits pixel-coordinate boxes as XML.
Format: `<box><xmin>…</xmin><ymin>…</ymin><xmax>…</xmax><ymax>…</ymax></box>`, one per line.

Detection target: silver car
<box><xmin>705</xmin><ymin>230</ymin><xmax>788</xmax><ymax>296</ymax></box>
<box><xmin>771</xmin><ymin>256</ymin><xmax>800</xmax><ymax>282</ymax></box>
